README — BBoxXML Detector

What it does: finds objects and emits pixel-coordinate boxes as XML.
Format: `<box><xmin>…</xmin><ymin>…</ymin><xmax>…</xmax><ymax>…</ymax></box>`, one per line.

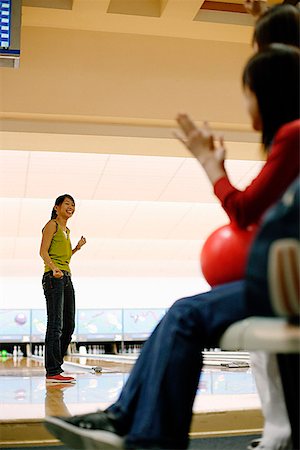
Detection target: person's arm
<box><xmin>214</xmin><ymin>121</ymin><xmax>300</xmax><ymax>227</ymax></box>
<box><xmin>177</xmin><ymin>116</ymin><xmax>300</xmax><ymax>228</ymax></box>
<box><xmin>40</xmin><ymin>220</ymin><xmax>63</xmax><ymax>278</ymax></box>
<box><xmin>72</xmin><ymin>236</ymin><xmax>87</xmax><ymax>255</ymax></box>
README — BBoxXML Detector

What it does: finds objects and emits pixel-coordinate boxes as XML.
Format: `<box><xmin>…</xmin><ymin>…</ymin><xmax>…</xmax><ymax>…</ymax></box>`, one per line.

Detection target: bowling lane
<box><xmin>0</xmin><ymin>355</ymin><xmax>261</xmax><ymax>422</ymax></box>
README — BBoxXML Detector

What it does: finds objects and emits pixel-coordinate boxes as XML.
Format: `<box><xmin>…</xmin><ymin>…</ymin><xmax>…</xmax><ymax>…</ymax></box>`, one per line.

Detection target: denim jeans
<box><xmin>42</xmin><ymin>271</ymin><xmax>75</xmax><ymax>376</ymax></box>
<box><xmin>107</xmin><ymin>280</ymin><xmax>252</xmax><ymax>449</ymax></box>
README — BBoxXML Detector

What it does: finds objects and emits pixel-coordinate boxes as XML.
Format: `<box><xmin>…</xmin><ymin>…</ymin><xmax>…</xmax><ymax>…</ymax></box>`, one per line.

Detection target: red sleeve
<box><xmin>214</xmin><ymin>120</ymin><xmax>300</xmax><ymax>228</ymax></box>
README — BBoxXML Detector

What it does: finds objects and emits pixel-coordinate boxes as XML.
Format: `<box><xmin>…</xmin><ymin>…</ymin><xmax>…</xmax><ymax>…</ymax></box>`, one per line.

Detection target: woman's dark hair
<box><xmin>51</xmin><ymin>194</ymin><xmax>75</xmax><ymax>219</ymax></box>
<box><xmin>242</xmin><ymin>43</ymin><xmax>300</xmax><ymax>148</ymax></box>
<box><xmin>253</xmin><ymin>4</ymin><xmax>300</xmax><ymax>49</ymax></box>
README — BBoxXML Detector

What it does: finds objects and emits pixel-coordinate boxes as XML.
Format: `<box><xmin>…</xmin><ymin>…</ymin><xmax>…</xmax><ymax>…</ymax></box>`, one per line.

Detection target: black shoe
<box><xmin>44</xmin><ymin>411</ymin><xmax>124</xmax><ymax>450</ymax></box>
<box><xmin>247</xmin><ymin>438</ymin><xmax>262</xmax><ymax>450</ymax></box>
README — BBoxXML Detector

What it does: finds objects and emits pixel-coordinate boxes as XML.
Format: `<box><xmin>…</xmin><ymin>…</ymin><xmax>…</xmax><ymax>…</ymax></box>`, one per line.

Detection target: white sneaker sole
<box><xmin>44</xmin><ymin>416</ymin><xmax>124</xmax><ymax>450</ymax></box>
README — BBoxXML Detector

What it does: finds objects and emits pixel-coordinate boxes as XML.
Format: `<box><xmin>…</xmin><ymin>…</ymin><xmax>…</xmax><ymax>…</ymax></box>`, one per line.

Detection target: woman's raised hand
<box><xmin>175</xmin><ymin>114</ymin><xmax>227</xmax><ymax>185</ymax></box>
<box><xmin>77</xmin><ymin>236</ymin><xmax>87</xmax><ymax>250</ymax></box>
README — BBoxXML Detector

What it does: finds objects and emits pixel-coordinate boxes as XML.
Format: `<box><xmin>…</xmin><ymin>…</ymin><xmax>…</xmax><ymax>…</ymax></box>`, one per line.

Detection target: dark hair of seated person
<box><xmin>253</xmin><ymin>3</ymin><xmax>300</xmax><ymax>49</ymax></box>
<box><xmin>242</xmin><ymin>43</ymin><xmax>300</xmax><ymax>148</ymax></box>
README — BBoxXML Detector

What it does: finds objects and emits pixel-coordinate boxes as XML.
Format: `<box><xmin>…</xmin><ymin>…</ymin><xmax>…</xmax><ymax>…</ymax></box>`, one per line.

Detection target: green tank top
<box><xmin>44</xmin><ymin>221</ymin><xmax>73</xmax><ymax>273</ymax></box>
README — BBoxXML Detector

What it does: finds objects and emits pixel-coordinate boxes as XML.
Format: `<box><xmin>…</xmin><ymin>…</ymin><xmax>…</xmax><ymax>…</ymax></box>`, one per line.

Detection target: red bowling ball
<box><xmin>201</xmin><ymin>223</ymin><xmax>258</xmax><ymax>287</ymax></box>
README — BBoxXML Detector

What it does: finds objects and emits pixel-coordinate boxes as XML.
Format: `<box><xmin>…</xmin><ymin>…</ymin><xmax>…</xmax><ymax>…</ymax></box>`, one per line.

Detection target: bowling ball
<box><xmin>201</xmin><ymin>222</ymin><xmax>257</xmax><ymax>287</ymax></box>
<box><xmin>1</xmin><ymin>349</ymin><xmax>7</xmax><ymax>357</ymax></box>
<box><xmin>15</xmin><ymin>313</ymin><xmax>27</xmax><ymax>326</ymax></box>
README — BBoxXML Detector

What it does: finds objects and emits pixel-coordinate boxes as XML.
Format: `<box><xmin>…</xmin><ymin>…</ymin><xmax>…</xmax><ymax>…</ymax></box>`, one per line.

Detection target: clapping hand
<box><xmin>175</xmin><ymin>114</ymin><xmax>225</xmax><ymax>166</ymax></box>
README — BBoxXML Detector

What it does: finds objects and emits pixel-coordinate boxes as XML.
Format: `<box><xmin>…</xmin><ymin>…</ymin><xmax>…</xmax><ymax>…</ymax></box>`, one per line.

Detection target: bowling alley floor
<box><xmin>0</xmin><ymin>353</ymin><xmax>263</xmax><ymax>447</ymax></box>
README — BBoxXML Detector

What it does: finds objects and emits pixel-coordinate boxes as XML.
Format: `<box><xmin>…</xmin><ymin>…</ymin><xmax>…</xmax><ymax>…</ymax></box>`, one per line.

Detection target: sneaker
<box><xmin>46</xmin><ymin>374</ymin><xmax>76</xmax><ymax>384</ymax></box>
<box><xmin>44</xmin><ymin>411</ymin><xmax>124</xmax><ymax>450</ymax></box>
<box><xmin>247</xmin><ymin>439</ymin><xmax>262</xmax><ymax>450</ymax></box>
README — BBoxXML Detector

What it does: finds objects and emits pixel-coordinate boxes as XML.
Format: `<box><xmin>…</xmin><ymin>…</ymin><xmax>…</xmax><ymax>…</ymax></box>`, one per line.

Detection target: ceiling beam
<box><xmin>0</xmin><ymin>129</ymin><xmax>262</xmax><ymax>161</ymax></box>
<box><xmin>0</xmin><ymin>111</ymin><xmax>258</xmax><ymax>143</ymax></box>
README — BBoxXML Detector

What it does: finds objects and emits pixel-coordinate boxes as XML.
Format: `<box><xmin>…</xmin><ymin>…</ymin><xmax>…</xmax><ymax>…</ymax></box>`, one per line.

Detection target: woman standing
<box><xmin>40</xmin><ymin>194</ymin><xmax>86</xmax><ymax>383</ymax></box>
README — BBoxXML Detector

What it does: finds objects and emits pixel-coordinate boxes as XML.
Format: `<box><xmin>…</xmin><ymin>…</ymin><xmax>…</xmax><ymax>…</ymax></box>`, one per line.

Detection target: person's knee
<box><xmin>170</xmin><ymin>296</ymin><xmax>194</xmax><ymax>313</ymax></box>
<box><xmin>168</xmin><ymin>296</ymin><xmax>201</xmax><ymax>325</ymax></box>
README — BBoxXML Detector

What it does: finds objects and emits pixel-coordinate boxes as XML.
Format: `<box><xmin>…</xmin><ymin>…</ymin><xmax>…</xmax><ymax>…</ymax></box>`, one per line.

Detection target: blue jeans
<box><xmin>107</xmin><ymin>280</ymin><xmax>253</xmax><ymax>449</ymax></box>
<box><xmin>42</xmin><ymin>271</ymin><xmax>75</xmax><ymax>376</ymax></box>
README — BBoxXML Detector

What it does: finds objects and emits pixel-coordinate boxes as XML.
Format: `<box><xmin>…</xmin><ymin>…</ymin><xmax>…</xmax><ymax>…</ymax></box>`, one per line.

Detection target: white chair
<box><xmin>221</xmin><ymin>238</ymin><xmax>299</xmax><ymax>351</ymax></box>
<box><xmin>220</xmin><ymin>316</ymin><xmax>300</xmax><ymax>353</ymax></box>
<box><xmin>219</xmin><ymin>238</ymin><xmax>300</xmax><ymax>449</ymax></box>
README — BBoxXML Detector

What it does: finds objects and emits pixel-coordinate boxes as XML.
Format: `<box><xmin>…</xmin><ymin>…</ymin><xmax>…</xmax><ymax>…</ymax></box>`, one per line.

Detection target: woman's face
<box><xmin>55</xmin><ymin>197</ymin><xmax>75</xmax><ymax>219</ymax></box>
<box><xmin>244</xmin><ymin>85</ymin><xmax>262</xmax><ymax>131</ymax></box>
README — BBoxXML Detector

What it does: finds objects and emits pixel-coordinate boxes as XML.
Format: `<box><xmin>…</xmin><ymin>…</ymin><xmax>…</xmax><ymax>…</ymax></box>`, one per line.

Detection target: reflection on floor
<box><xmin>0</xmin><ymin>355</ymin><xmax>263</xmax><ymax>446</ymax></box>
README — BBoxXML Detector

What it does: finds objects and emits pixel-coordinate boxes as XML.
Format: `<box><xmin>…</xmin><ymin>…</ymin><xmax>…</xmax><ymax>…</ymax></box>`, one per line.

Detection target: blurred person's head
<box><xmin>253</xmin><ymin>4</ymin><xmax>300</xmax><ymax>50</ymax></box>
<box><xmin>242</xmin><ymin>44</ymin><xmax>300</xmax><ymax>147</ymax></box>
